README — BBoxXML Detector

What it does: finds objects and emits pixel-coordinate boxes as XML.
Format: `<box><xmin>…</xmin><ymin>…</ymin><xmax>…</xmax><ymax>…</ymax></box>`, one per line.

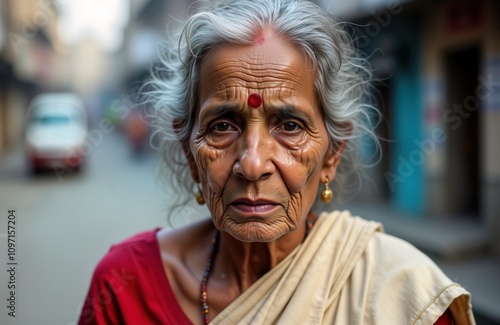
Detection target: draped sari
<box><xmin>212</xmin><ymin>210</ymin><xmax>474</xmax><ymax>325</ymax></box>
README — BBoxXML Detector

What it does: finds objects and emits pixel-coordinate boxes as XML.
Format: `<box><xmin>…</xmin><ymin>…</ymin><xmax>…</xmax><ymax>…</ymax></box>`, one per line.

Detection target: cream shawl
<box><xmin>211</xmin><ymin>210</ymin><xmax>474</xmax><ymax>325</ymax></box>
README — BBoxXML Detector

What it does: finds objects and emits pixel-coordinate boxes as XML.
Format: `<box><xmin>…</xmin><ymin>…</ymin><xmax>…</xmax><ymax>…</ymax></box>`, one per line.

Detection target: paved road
<box><xmin>0</xmin><ymin>132</ymin><xmax>206</xmax><ymax>325</ymax></box>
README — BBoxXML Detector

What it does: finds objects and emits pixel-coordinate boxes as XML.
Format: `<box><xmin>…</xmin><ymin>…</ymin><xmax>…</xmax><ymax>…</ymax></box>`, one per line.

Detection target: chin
<box><xmin>224</xmin><ymin>222</ymin><xmax>289</xmax><ymax>242</ymax></box>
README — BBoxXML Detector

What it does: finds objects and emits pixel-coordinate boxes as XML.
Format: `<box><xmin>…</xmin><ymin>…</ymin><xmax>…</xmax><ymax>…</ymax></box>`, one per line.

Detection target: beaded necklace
<box><xmin>199</xmin><ymin>218</ymin><xmax>314</xmax><ymax>324</ymax></box>
<box><xmin>200</xmin><ymin>230</ymin><xmax>220</xmax><ymax>324</ymax></box>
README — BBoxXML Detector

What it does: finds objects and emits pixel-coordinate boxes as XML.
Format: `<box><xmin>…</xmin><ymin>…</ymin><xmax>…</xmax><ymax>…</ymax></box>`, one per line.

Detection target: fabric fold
<box><xmin>211</xmin><ymin>210</ymin><xmax>474</xmax><ymax>325</ymax></box>
<box><xmin>212</xmin><ymin>210</ymin><xmax>382</xmax><ymax>324</ymax></box>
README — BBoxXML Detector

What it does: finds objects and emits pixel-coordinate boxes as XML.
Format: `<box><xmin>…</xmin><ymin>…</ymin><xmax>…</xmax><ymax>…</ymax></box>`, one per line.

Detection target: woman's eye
<box><xmin>206</xmin><ymin>120</ymin><xmax>239</xmax><ymax>147</ymax></box>
<box><xmin>212</xmin><ymin>122</ymin><xmax>232</xmax><ymax>132</ymax></box>
<box><xmin>282</xmin><ymin>121</ymin><xmax>300</xmax><ymax>132</ymax></box>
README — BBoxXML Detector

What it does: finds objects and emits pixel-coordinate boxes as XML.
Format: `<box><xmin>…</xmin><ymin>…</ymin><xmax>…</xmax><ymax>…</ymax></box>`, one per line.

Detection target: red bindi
<box><xmin>248</xmin><ymin>93</ymin><xmax>262</xmax><ymax>108</ymax></box>
<box><xmin>256</xmin><ymin>36</ymin><xmax>265</xmax><ymax>45</ymax></box>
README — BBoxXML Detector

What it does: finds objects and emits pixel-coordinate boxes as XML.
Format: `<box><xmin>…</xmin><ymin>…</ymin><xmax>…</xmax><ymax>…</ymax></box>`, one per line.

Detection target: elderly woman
<box><xmin>79</xmin><ymin>0</ymin><xmax>474</xmax><ymax>324</ymax></box>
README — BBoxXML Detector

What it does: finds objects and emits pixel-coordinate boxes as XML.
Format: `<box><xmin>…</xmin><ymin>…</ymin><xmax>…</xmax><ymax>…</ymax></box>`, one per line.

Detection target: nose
<box><xmin>233</xmin><ymin>127</ymin><xmax>275</xmax><ymax>181</ymax></box>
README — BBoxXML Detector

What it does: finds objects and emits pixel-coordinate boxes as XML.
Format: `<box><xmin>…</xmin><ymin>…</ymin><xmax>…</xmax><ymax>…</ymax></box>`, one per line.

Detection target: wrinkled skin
<box><xmin>159</xmin><ymin>31</ymin><xmax>346</xmax><ymax>322</ymax></box>
<box><xmin>187</xmin><ymin>32</ymin><xmax>343</xmax><ymax>243</ymax></box>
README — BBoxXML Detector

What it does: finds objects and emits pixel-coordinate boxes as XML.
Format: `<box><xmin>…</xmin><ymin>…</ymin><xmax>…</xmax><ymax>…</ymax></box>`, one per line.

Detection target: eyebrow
<box><xmin>273</xmin><ymin>106</ymin><xmax>314</xmax><ymax>124</ymax></box>
<box><xmin>199</xmin><ymin>104</ymin><xmax>315</xmax><ymax>124</ymax></box>
<box><xmin>199</xmin><ymin>104</ymin><xmax>241</xmax><ymax>122</ymax></box>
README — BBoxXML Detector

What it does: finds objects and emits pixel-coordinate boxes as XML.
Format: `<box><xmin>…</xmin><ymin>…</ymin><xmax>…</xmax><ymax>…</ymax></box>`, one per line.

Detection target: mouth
<box><xmin>229</xmin><ymin>198</ymin><xmax>280</xmax><ymax>215</ymax></box>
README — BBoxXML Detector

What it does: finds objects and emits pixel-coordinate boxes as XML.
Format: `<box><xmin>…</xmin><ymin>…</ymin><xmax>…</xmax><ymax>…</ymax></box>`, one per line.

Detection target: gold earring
<box><xmin>195</xmin><ymin>184</ymin><xmax>205</xmax><ymax>205</ymax></box>
<box><xmin>321</xmin><ymin>177</ymin><xmax>333</xmax><ymax>203</ymax></box>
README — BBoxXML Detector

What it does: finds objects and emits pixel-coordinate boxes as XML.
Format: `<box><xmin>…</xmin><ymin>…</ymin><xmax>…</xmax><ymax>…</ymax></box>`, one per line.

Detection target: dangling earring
<box><xmin>195</xmin><ymin>183</ymin><xmax>205</xmax><ymax>205</ymax></box>
<box><xmin>321</xmin><ymin>177</ymin><xmax>333</xmax><ymax>203</ymax></box>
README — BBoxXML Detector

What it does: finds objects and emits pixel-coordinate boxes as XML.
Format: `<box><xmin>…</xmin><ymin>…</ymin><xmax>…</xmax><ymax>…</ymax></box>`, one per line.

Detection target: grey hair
<box><xmin>144</xmin><ymin>0</ymin><xmax>380</xmax><ymax>223</ymax></box>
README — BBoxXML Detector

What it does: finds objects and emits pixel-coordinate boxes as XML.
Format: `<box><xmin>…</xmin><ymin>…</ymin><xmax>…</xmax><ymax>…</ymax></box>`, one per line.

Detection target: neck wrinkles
<box><xmin>213</xmin><ymin>220</ymin><xmax>307</xmax><ymax>292</ymax></box>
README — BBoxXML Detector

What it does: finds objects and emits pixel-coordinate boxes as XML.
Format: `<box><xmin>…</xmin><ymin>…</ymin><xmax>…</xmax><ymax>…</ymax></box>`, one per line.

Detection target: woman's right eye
<box><xmin>212</xmin><ymin>122</ymin><xmax>232</xmax><ymax>132</ymax></box>
<box><xmin>206</xmin><ymin>120</ymin><xmax>239</xmax><ymax>147</ymax></box>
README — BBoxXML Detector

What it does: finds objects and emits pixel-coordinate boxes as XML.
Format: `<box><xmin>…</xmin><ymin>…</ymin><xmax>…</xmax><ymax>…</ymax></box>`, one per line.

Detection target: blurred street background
<box><xmin>0</xmin><ymin>0</ymin><xmax>499</xmax><ymax>324</ymax></box>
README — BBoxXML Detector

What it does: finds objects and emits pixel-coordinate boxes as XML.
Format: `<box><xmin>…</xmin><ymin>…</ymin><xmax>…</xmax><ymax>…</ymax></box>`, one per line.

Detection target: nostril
<box><xmin>260</xmin><ymin>172</ymin><xmax>272</xmax><ymax>180</ymax></box>
<box><xmin>232</xmin><ymin>161</ymin><xmax>244</xmax><ymax>177</ymax></box>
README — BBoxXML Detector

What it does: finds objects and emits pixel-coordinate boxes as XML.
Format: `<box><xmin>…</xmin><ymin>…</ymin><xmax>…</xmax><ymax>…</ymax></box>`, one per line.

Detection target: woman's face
<box><xmin>188</xmin><ymin>34</ymin><xmax>341</xmax><ymax>242</ymax></box>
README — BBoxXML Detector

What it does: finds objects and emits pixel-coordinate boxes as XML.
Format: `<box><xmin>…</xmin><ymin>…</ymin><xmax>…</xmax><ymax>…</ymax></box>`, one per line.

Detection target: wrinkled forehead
<box><xmin>197</xmin><ymin>35</ymin><xmax>317</xmax><ymax>104</ymax></box>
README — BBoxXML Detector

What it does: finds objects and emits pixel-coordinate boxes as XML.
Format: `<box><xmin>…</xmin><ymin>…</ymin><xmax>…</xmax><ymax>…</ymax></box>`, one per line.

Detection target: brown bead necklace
<box><xmin>200</xmin><ymin>230</ymin><xmax>220</xmax><ymax>324</ymax></box>
<box><xmin>199</xmin><ymin>218</ymin><xmax>314</xmax><ymax>324</ymax></box>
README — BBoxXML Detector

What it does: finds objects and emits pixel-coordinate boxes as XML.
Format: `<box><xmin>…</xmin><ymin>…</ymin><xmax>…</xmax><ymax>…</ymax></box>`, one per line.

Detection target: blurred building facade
<box><xmin>122</xmin><ymin>0</ymin><xmax>196</xmax><ymax>94</ymax></box>
<box><xmin>0</xmin><ymin>0</ymin><xmax>123</xmax><ymax>153</ymax></box>
<box><xmin>0</xmin><ymin>0</ymin><xmax>58</xmax><ymax>153</ymax></box>
<box><xmin>318</xmin><ymin>0</ymin><xmax>500</xmax><ymax>257</ymax></box>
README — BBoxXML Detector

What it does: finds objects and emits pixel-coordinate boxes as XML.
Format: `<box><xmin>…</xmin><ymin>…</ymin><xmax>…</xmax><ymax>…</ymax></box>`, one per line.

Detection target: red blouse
<box><xmin>78</xmin><ymin>229</ymin><xmax>193</xmax><ymax>325</ymax></box>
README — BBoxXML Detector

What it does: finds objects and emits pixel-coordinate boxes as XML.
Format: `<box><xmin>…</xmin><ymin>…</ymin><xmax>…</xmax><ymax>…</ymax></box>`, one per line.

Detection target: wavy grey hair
<box><xmin>144</xmin><ymin>0</ymin><xmax>379</xmax><ymax>222</ymax></box>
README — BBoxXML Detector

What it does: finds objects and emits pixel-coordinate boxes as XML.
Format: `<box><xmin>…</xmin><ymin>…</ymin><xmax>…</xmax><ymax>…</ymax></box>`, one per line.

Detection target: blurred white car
<box><xmin>25</xmin><ymin>93</ymin><xmax>88</xmax><ymax>173</ymax></box>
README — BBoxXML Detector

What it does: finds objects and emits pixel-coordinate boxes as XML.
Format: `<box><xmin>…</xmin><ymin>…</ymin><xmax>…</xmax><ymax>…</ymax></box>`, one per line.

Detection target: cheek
<box><xmin>192</xmin><ymin>142</ymin><xmax>231</xmax><ymax>194</ymax></box>
<box><xmin>281</xmin><ymin>139</ymin><xmax>325</xmax><ymax>193</ymax></box>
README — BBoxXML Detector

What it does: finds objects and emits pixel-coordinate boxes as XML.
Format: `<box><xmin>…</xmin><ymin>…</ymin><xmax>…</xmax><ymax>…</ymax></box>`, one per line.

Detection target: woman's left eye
<box><xmin>281</xmin><ymin>121</ymin><xmax>301</xmax><ymax>132</ymax></box>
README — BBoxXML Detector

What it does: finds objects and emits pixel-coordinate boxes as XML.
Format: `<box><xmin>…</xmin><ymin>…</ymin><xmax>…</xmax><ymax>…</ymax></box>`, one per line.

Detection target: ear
<box><xmin>321</xmin><ymin>140</ymin><xmax>347</xmax><ymax>183</ymax></box>
<box><xmin>174</xmin><ymin>119</ymin><xmax>200</xmax><ymax>183</ymax></box>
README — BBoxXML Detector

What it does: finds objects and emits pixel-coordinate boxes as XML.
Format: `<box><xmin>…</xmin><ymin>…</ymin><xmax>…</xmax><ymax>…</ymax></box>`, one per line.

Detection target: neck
<box><xmin>213</xmin><ymin>221</ymin><xmax>307</xmax><ymax>293</ymax></box>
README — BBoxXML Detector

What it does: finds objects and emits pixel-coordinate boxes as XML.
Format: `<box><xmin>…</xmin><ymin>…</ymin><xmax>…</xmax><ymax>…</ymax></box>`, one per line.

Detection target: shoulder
<box><xmin>79</xmin><ymin>229</ymin><xmax>165</xmax><ymax>325</ymax></box>
<box><xmin>93</xmin><ymin>228</ymin><xmax>161</xmax><ymax>278</ymax></box>
<box><xmin>316</xmin><ymin>211</ymin><xmax>473</xmax><ymax>323</ymax></box>
<box><xmin>109</xmin><ymin>228</ymin><xmax>160</xmax><ymax>256</ymax></box>
<box><xmin>364</xmin><ymin>231</ymin><xmax>452</xmax><ymax>292</ymax></box>
<box><xmin>369</xmin><ymin>231</ymin><xmax>434</xmax><ymax>266</ymax></box>
<box><xmin>362</xmin><ymin>232</ymin><xmax>472</xmax><ymax>324</ymax></box>
<box><xmin>317</xmin><ymin>210</ymin><xmax>439</xmax><ymax>271</ymax></box>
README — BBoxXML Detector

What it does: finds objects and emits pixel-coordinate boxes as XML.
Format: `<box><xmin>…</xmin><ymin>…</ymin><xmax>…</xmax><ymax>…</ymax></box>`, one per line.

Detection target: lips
<box><xmin>229</xmin><ymin>198</ymin><xmax>280</xmax><ymax>215</ymax></box>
